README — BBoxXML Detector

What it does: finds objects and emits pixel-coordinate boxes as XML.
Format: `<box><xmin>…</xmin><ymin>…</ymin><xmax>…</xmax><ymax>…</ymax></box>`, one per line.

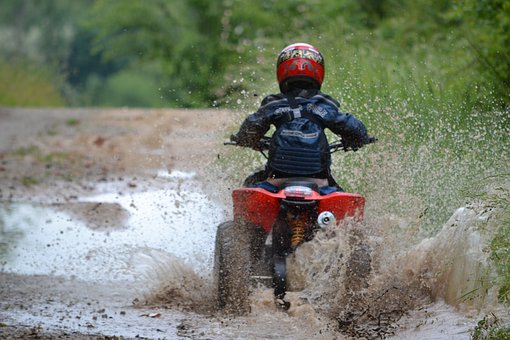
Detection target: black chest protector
<box><xmin>267</xmin><ymin>94</ymin><xmax>331</xmax><ymax>177</ymax></box>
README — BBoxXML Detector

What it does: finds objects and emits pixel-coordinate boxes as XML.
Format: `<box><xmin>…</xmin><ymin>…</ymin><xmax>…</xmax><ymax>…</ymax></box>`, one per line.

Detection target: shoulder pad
<box><xmin>314</xmin><ymin>92</ymin><xmax>340</xmax><ymax>109</ymax></box>
<box><xmin>259</xmin><ymin>94</ymin><xmax>286</xmax><ymax>109</ymax></box>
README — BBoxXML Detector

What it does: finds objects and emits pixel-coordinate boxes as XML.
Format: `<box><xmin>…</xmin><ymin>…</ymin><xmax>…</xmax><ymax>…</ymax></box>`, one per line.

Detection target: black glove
<box><xmin>230</xmin><ymin>134</ymin><xmax>239</xmax><ymax>143</ymax></box>
<box><xmin>343</xmin><ymin>135</ymin><xmax>377</xmax><ymax>151</ymax></box>
<box><xmin>342</xmin><ymin>138</ymin><xmax>363</xmax><ymax>152</ymax></box>
<box><xmin>230</xmin><ymin>134</ymin><xmax>261</xmax><ymax>150</ymax></box>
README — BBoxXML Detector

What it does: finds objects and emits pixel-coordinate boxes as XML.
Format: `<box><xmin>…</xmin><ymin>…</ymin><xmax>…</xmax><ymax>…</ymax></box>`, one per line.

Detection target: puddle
<box><xmin>0</xmin><ymin>171</ymin><xmax>225</xmax><ymax>282</ymax></box>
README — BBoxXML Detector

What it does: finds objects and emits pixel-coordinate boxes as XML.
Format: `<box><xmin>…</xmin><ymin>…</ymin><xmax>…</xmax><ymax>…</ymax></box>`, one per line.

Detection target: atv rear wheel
<box><xmin>213</xmin><ymin>220</ymin><xmax>254</xmax><ymax>314</ymax></box>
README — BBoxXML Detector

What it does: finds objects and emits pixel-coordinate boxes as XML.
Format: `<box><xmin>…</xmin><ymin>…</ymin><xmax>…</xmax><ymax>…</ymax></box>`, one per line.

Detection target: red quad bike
<box><xmin>214</xmin><ymin>137</ymin><xmax>373</xmax><ymax>313</ymax></box>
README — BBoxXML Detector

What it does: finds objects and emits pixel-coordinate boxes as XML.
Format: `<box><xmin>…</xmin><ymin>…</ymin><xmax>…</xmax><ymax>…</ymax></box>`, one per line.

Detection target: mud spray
<box><xmin>134</xmin><ymin>188</ymin><xmax>507</xmax><ymax>338</ymax></box>
<box><xmin>122</xmin><ymin>100</ymin><xmax>510</xmax><ymax>339</ymax></box>
<box><xmin>136</xmin><ymin>107</ymin><xmax>509</xmax><ymax>338</ymax></box>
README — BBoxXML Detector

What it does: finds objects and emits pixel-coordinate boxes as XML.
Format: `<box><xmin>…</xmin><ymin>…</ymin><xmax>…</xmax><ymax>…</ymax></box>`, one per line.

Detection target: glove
<box><xmin>342</xmin><ymin>138</ymin><xmax>363</xmax><ymax>152</ymax></box>
<box><xmin>230</xmin><ymin>134</ymin><xmax>239</xmax><ymax>143</ymax></box>
<box><xmin>343</xmin><ymin>135</ymin><xmax>377</xmax><ymax>151</ymax></box>
<box><xmin>367</xmin><ymin>135</ymin><xmax>377</xmax><ymax>144</ymax></box>
<box><xmin>230</xmin><ymin>134</ymin><xmax>260</xmax><ymax>150</ymax></box>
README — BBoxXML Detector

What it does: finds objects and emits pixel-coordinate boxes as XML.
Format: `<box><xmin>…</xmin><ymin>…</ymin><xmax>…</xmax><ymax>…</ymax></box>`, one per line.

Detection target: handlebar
<box><xmin>329</xmin><ymin>136</ymin><xmax>377</xmax><ymax>152</ymax></box>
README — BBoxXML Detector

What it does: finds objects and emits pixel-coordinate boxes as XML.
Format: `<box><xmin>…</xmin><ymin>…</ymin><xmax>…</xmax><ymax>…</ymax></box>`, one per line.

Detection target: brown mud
<box><xmin>0</xmin><ymin>107</ymin><xmax>232</xmax><ymax>200</ymax></box>
<box><xmin>0</xmin><ymin>107</ymin><xmax>232</xmax><ymax>339</ymax></box>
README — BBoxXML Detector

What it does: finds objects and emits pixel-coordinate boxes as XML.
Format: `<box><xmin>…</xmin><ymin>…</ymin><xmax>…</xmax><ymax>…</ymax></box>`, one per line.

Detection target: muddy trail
<box><xmin>0</xmin><ymin>108</ymin><xmax>505</xmax><ymax>339</ymax></box>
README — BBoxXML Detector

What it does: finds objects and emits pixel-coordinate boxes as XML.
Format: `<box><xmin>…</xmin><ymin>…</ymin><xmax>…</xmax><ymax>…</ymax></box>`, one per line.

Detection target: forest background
<box><xmin>1</xmin><ymin>0</ymin><xmax>509</xmax><ymax>334</ymax></box>
<box><xmin>1</xmin><ymin>0</ymin><xmax>509</xmax><ymax>109</ymax></box>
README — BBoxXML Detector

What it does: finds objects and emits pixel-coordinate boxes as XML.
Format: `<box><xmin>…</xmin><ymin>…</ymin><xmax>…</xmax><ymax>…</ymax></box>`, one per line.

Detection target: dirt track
<box><xmin>0</xmin><ymin>107</ymin><xmax>233</xmax><ymax>201</ymax></box>
<box><xmin>0</xmin><ymin>107</ymin><xmax>233</xmax><ymax>339</ymax></box>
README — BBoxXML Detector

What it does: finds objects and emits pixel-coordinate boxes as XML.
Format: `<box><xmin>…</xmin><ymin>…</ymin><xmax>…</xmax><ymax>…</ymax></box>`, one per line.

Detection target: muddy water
<box><xmin>1</xmin><ymin>171</ymin><xmax>223</xmax><ymax>281</ymax></box>
<box><xmin>0</xmin><ymin>170</ymin><xmax>506</xmax><ymax>339</ymax></box>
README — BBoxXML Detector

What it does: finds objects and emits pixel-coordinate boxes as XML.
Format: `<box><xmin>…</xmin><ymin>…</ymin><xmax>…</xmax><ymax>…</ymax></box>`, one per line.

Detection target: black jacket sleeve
<box><xmin>231</xmin><ymin>95</ymin><xmax>277</xmax><ymax>148</ymax></box>
<box><xmin>313</xmin><ymin>92</ymin><xmax>371</xmax><ymax>148</ymax></box>
<box><xmin>327</xmin><ymin>113</ymin><xmax>371</xmax><ymax>147</ymax></box>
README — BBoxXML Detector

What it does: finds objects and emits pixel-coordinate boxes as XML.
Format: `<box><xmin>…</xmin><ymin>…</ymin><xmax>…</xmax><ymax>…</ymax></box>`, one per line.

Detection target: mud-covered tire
<box><xmin>213</xmin><ymin>220</ymin><xmax>253</xmax><ymax>314</ymax></box>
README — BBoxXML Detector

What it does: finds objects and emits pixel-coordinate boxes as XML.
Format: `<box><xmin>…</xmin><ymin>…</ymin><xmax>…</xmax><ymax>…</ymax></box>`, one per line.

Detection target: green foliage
<box><xmin>489</xmin><ymin>196</ymin><xmax>510</xmax><ymax>304</ymax></box>
<box><xmin>1</xmin><ymin>0</ymin><xmax>508</xmax><ymax>108</ymax></box>
<box><xmin>99</xmin><ymin>69</ymin><xmax>164</xmax><ymax>108</ymax></box>
<box><xmin>451</xmin><ymin>0</ymin><xmax>510</xmax><ymax>103</ymax></box>
<box><xmin>492</xmin><ymin>230</ymin><xmax>510</xmax><ymax>304</ymax></box>
<box><xmin>76</xmin><ymin>64</ymin><xmax>167</xmax><ymax>107</ymax></box>
<box><xmin>460</xmin><ymin>175</ymin><xmax>510</xmax><ymax>307</ymax></box>
<box><xmin>0</xmin><ymin>0</ymin><xmax>90</xmax><ymax>106</ymax></box>
<box><xmin>0</xmin><ymin>0</ymin><xmax>89</xmax><ymax>65</ymax></box>
<box><xmin>85</xmin><ymin>0</ymin><xmax>230</xmax><ymax>107</ymax></box>
<box><xmin>0</xmin><ymin>58</ymin><xmax>64</xmax><ymax>107</ymax></box>
<box><xmin>472</xmin><ymin>313</ymin><xmax>510</xmax><ymax>340</ymax></box>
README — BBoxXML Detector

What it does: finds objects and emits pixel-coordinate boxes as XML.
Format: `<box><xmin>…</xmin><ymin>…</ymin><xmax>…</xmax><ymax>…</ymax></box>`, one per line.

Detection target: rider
<box><xmin>231</xmin><ymin>42</ymin><xmax>374</xmax><ymax>193</ymax></box>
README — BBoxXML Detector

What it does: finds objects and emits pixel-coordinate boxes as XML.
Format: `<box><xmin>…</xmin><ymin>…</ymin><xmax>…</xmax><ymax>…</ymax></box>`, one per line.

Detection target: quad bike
<box><xmin>214</xmin><ymin>137</ymin><xmax>374</xmax><ymax>314</ymax></box>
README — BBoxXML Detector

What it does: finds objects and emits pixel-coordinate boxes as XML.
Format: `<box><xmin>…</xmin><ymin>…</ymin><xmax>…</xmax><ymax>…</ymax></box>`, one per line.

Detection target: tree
<box><xmin>0</xmin><ymin>0</ymin><xmax>89</xmax><ymax>66</ymax></box>
<box><xmin>86</xmin><ymin>0</ymin><xmax>231</xmax><ymax>107</ymax></box>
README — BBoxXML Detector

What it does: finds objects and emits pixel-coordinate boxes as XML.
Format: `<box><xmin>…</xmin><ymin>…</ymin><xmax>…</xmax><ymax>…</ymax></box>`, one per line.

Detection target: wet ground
<box><xmin>0</xmin><ymin>107</ymin><xmax>504</xmax><ymax>339</ymax></box>
<box><xmin>0</xmin><ymin>107</ymin><xmax>232</xmax><ymax>339</ymax></box>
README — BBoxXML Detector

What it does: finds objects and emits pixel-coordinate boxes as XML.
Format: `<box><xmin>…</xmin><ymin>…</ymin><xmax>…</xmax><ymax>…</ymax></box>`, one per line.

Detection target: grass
<box><xmin>12</xmin><ymin>145</ymin><xmax>40</xmax><ymax>157</ymax></box>
<box><xmin>492</xmin><ymin>229</ymin><xmax>510</xmax><ymax>304</ymax></box>
<box><xmin>9</xmin><ymin>145</ymin><xmax>77</xmax><ymax>186</ymax></box>
<box><xmin>472</xmin><ymin>313</ymin><xmax>510</xmax><ymax>340</ymax></box>
<box><xmin>66</xmin><ymin>118</ymin><xmax>80</xmax><ymax>126</ymax></box>
<box><xmin>488</xmin><ymin>188</ymin><xmax>510</xmax><ymax>304</ymax></box>
<box><xmin>21</xmin><ymin>176</ymin><xmax>39</xmax><ymax>187</ymax></box>
<box><xmin>0</xmin><ymin>58</ymin><xmax>64</xmax><ymax>107</ymax></box>
<box><xmin>320</xmin><ymin>31</ymin><xmax>510</xmax><ymax>235</ymax></box>
<box><xmin>11</xmin><ymin>145</ymin><xmax>73</xmax><ymax>164</ymax></box>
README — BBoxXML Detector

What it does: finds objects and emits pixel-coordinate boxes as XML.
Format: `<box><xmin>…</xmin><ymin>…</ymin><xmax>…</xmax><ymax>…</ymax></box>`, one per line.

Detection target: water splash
<box><xmin>279</xmin><ymin>197</ymin><xmax>507</xmax><ymax>337</ymax></box>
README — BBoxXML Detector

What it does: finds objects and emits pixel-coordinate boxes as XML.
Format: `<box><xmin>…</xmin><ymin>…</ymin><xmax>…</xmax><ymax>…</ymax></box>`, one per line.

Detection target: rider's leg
<box><xmin>242</xmin><ymin>169</ymin><xmax>268</xmax><ymax>187</ymax></box>
<box><xmin>326</xmin><ymin>174</ymin><xmax>344</xmax><ymax>192</ymax></box>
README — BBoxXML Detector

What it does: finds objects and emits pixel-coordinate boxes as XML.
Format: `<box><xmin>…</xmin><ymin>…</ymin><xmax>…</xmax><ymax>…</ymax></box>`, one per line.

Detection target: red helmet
<box><xmin>276</xmin><ymin>43</ymin><xmax>325</xmax><ymax>92</ymax></box>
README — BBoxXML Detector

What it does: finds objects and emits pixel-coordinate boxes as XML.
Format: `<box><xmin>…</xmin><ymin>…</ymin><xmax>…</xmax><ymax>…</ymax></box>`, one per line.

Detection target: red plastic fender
<box><xmin>232</xmin><ymin>188</ymin><xmax>365</xmax><ymax>233</ymax></box>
